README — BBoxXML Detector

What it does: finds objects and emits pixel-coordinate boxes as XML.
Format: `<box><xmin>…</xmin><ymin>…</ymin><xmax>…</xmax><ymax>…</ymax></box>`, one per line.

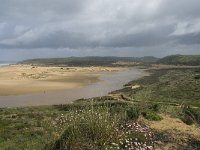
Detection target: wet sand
<box><xmin>0</xmin><ymin>65</ymin><xmax>124</xmax><ymax>96</ymax></box>
<box><xmin>0</xmin><ymin>65</ymin><xmax>146</xmax><ymax>107</ymax></box>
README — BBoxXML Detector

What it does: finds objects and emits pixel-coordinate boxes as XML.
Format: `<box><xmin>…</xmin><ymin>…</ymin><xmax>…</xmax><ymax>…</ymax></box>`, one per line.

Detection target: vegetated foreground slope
<box><xmin>157</xmin><ymin>54</ymin><xmax>200</xmax><ymax>66</ymax></box>
<box><xmin>19</xmin><ymin>56</ymin><xmax>159</xmax><ymax>66</ymax></box>
<box><xmin>117</xmin><ymin>67</ymin><xmax>200</xmax><ymax>107</ymax></box>
<box><xmin>110</xmin><ymin>67</ymin><xmax>200</xmax><ymax>149</ymax></box>
<box><xmin>0</xmin><ymin>67</ymin><xmax>200</xmax><ymax>150</ymax></box>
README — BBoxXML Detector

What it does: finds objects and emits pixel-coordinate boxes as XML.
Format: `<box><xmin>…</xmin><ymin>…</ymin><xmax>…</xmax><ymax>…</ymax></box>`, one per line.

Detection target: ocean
<box><xmin>0</xmin><ymin>63</ymin><xmax>9</xmax><ymax>67</ymax></box>
<box><xmin>0</xmin><ymin>61</ymin><xmax>16</xmax><ymax>66</ymax></box>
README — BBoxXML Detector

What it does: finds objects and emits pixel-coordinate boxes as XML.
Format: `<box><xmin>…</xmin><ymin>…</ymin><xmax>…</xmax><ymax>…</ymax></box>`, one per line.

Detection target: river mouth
<box><xmin>0</xmin><ymin>68</ymin><xmax>146</xmax><ymax>108</ymax></box>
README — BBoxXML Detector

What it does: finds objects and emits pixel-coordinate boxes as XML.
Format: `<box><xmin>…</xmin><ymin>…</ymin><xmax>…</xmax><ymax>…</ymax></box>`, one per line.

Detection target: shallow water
<box><xmin>0</xmin><ymin>68</ymin><xmax>146</xmax><ymax>107</ymax></box>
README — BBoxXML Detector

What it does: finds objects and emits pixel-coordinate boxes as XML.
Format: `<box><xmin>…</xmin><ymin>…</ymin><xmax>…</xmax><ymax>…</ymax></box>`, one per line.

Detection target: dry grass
<box><xmin>139</xmin><ymin>114</ymin><xmax>200</xmax><ymax>149</ymax></box>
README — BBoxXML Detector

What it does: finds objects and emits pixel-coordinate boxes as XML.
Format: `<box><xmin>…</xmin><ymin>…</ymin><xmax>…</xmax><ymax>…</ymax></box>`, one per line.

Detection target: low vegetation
<box><xmin>157</xmin><ymin>54</ymin><xmax>200</xmax><ymax>66</ymax></box>
<box><xmin>0</xmin><ymin>103</ymin><xmax>156</xmax><ymax>150</ymax></box>
<box><xmin>119</xmin><ymin>68</ymin><xmax>200</xmax><ymax>107</ymax></box>
<box><xmin>19</xmin><ymin>56</ymin><xmax>159</xmax><ymax>67</ymax></box>
<box><xmin>0</xmin><ymin>64</ymin><xmax>200</xmax><ymax>149</ymax></box>
<box><xmin>111</xmin><ymin>67</ymin><xmax>200</xmax><ymax>149</ymax></box>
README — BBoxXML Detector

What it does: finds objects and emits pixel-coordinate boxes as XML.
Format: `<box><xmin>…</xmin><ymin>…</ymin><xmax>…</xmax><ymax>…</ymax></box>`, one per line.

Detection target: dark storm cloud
<box><xmin>0</xmin><ymin>0</ymin><xmax>200</xmax><ymax>60</ymax></box>
<box><xmin>174</xmin><ymin>33</ymin><xmax>200</xmax><ymax>45</ymax></box>
<box><xmin>101</xmin><ymin>24</ymin><xmax>174</xmax><ymax>48</ymax></box>
<box><xmin>0</xmin><ymin>30</ymin><xmax>97</xmax><ymax>49</ymax></box>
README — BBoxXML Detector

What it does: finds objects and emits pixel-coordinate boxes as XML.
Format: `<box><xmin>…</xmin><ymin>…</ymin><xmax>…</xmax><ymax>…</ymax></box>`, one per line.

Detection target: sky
<box><xmin>0</xmin><ymin>0</ymin><xmax>200</xmax><ymax>61</ymax></box>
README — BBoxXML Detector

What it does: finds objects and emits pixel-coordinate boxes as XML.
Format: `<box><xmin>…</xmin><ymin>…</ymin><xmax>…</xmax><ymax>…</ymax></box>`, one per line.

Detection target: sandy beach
<box><xmin>0</xmin><ymin>65</ymin><xmax>125</xmax><ymax>96</ymax></box>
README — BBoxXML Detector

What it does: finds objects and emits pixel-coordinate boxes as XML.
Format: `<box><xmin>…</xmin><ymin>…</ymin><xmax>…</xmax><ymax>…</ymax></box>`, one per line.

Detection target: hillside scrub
<box><xmin>51</xmin><ymin>106</ymin><xmax>154</xmax><ymax>150</ymax></box>
<box><xmin>119</xmin><ymin>68</ymin><xmax>200</xmax><ymax>107</ymax></box>
<box><xmin>157</xmin><ymin>55</ymin><xmax>200</xmax><ymax>66</ymax></box>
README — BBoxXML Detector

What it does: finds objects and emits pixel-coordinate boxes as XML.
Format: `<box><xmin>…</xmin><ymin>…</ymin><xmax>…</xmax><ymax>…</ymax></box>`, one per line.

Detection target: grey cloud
<box><xmin>0</xmin><ymin>30</ymin><xmax>97</xmax><ymax>49</ymax></box>
<box><xmin>0</xmin><ymin>0</ymin><xmax>87</xmax><ymax>18</ymax></box>
<box><xmin>101</xmin><ymin>24</ymin><xmax>174</xmax><ymax>48</ymax></box>
<box><xmin>159</xmin><ymin>0</ymin><xmax>200</xmax><ymax>19</ymax></box>
<box><xmin>0</xmin><ymin>0</ymin><xmax>200</xmax><ymax>60</ymax></box>
<box><xmin>174</xmin><ymin>32</ymin><xmax>200</xmax><ymax>45</ymax></box>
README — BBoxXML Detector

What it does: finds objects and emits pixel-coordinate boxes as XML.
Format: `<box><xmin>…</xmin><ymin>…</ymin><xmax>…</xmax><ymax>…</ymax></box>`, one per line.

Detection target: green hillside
<box><xmin>19</xmin><ymin>56</ymin><xmax>159</xmax><ymax>66</ymax></box>
<box><xmin>157</xmin><ymin>55</ymin><xmax>200</xmax><ymax>65</ymax></box>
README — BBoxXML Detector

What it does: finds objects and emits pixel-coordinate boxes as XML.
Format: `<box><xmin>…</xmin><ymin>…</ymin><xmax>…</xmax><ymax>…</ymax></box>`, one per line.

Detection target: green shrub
<box><xmin>181</xmin><ymin>106</ymin><xmax>200</xmax><ymax>125</ymax></box>
<box><xmin>194</xmin><ymin>75</ymin><xmax>200</xmax><ymax>79</ymax></box>
<box><xmin>141</xmin><ymin>111</ymin><xmax>163</xmax><ymax>121</ymax></box>
<box><xmin>149</xmin><ymin>104</ymin><xmax>160</xmax><ymax>112</ymax></box>
<box><xmin>109</xmin><ymin>105</ymin><xmax>125</xmax><ymax>115</ymax></box>
<box><xmin>52</xmin><ymin>107</ymin><xmax>120</xmax><ymax>150</ymax></box>
<box><xmin>126</xmin><ymin>106</ymin><xmax>140</xmax><ymax>120</ymax></box>
<box><xmin>181</xmin><ymin>115</ymin><xmax>194</xmax><ymax>125</ymax></box>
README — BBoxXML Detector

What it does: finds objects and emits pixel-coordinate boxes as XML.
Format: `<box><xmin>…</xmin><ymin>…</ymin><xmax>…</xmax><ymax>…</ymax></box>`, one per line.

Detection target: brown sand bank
<box><xmin>0</xmin><ymin>65</ymin><xmax>125</xmax><ymax>96</ymax></box>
